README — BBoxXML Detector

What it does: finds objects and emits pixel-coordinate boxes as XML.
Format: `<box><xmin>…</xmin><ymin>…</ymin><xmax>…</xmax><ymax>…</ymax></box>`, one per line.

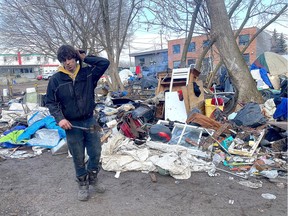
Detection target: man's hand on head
<box><xmin>78</xmin><ymin>49</ymin><xmax>86</xmax><ymax>61</ymax></box>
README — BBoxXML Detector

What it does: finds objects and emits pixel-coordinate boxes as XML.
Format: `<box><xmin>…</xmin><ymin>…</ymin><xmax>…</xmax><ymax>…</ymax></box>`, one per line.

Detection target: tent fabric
<box><xmin>252</xmin><ymin>52</ymin><xmax>288</xmax><ymax>89</ymax></box>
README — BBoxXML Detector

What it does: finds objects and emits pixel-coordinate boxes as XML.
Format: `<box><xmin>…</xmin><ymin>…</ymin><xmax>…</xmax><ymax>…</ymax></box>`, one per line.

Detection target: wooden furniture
<box><xmin>169</xmin><ymin>68</ymin><xmax>190</xmax><ymax>92</ymax></box>
<box><xmin>156</xmin><ymin>71</ymin><xmax>193</xmax><ymax>95</ymax></box>
<box><xmin>155</xmin><ymin>69</ymin><xmax>205</xmax><ymax>119</ymax></box>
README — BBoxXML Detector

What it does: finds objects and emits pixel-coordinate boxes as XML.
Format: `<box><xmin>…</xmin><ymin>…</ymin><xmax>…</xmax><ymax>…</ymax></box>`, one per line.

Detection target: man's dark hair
<box><xmin>57</xmin><ymin>45</ymin><xmax>80</xmax><ymax>63</ymax></box>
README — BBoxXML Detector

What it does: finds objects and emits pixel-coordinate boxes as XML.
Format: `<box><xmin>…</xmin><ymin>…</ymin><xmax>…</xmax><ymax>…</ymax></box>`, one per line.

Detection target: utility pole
<box><xmin>128</xmin><ymin>40</ymin><xmax>131</xmax><ymax>66</ymax></box>
<box><xmin>159</xmin><ymin>30</ymin><xmax>163</xmax><ymax>49</ymax></box>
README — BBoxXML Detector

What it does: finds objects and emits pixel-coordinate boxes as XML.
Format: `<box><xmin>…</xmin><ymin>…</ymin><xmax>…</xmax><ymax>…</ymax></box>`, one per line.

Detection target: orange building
<box><xmin>168</xmin><ymin>27</ymin><xmax>272</xmax><ymax>73</ymax></box>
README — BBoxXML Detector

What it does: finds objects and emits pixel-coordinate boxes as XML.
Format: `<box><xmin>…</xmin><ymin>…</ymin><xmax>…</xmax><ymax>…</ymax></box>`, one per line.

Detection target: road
<box><xmin>0</xmin><ymin>79</ymin><xmax>49</xmax><ymax>97</ymax></box>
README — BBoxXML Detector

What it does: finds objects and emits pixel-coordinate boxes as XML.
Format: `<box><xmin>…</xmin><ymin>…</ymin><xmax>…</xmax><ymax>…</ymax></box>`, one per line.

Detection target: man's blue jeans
<box><xmin>65</xmin><ymin>117</ymin><xmax>102</xmax><ymax>178</ymax></box>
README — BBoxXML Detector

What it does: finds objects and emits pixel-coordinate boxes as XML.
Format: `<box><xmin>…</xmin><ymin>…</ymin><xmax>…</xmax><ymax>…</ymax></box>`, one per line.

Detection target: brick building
<box><xmin>168</xmin><ymin>27</ymin><xmax>272</xmax><ymax>73</ymax></box>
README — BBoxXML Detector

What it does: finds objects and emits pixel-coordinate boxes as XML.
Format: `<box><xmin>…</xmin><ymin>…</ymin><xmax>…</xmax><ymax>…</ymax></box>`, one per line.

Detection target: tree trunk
<box><xmin>180</xmin><ymin>0</ymin><xmax>202</xmax><ymax>68</ymax></box>
<box><xmin>195</xmin><ymin>0</ymin><xmax>242</xmax><ymax>71</ymax></box>
<box><xmin>206</xmin><ymin>0</ymin><xmax>263</xmax><ymax>105</ymax></box>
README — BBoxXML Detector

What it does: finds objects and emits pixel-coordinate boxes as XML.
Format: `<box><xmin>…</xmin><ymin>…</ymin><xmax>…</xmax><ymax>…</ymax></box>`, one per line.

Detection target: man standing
<box><xmin>46</xmin><ymin>45</ymin><xmax>110</xmax><ymax>201</ymax></box>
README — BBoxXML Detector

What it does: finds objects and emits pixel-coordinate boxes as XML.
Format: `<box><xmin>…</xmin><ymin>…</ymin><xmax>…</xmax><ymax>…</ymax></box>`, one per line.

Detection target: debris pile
<box><xmin>0</xmin><ymin>69</ymin><xmax>287</xmax><ymax>189</ymax></box>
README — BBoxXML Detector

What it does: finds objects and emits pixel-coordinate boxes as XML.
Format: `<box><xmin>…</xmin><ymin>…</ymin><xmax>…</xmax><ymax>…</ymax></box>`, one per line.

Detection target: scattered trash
<box><xmin>228</xmin><ymin>199</ymin><xmax>234</xmax><ymax>204</ymax></box>
<box><xmin>261</xmin><ymin>193</ymin><xmax>276</xmax><ymax>200</ymax></box>
<box><xmin>0</xmin><ymin>69</ymin><xmax>287</xmax><ymax>189</ymax></box>
<box><xmin>238</xmin><ymin>180</ymin><xmax>262</xmax><ymax>189</ymax></box>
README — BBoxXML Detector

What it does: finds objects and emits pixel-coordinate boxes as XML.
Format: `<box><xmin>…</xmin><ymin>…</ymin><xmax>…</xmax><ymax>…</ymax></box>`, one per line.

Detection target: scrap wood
<box><xmin>228</xmin><ymin>130</ymin><xmax>265</xmax><ymax>157</ymax></box>
<box><xmin>149</xmin><ymin>173</ymin><xmax>157</xmax><ymax>183</ymax></box>
<box><xmin>101</xmin><ymin>129</ymin><xmax>112</xmax><ymax>143</ymax></box>
<box><xmin>268</xmin><ymin>121</ymin><xmax>288</xmax><ymax>130</ymax></box>
<box><xmin>202</xmin><ymin>122</ymin><xmax>230</xmax><ymax>150</ymax></box>
<box><xmin>185</xmin><ymin>137</ymin><xmax>199</xmax><ymax>147</ymax></box>
<box><xmin>0</xmin><ymin>155</ymin><xmax>6</xmax><ymax>162</ymax></box>
<box><xmin>216</xmin><ymin>167</ymin><xmax>248</xmax><ymax>179</ymax></box>
<box><xmin>9</xmin><ymin>146</ymin><xmax>20</xmax><ymax>156</ymax></box>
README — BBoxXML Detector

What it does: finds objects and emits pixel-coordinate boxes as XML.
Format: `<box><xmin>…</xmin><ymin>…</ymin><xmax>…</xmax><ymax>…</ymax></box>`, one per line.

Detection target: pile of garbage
<box><xmin>0</xmin><ymin>81</ymin><xmax>287</xmax><ymax>188</ymax></box>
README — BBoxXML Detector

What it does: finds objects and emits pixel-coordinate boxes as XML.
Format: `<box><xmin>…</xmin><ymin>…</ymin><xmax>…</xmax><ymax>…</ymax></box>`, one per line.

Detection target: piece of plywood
<box><xmin>181</xmin><ymin>86</ymin><xmax>190</xmax><ymax>114</ymax></box>
<box><xmin>188</xmin><ymin>80</ymin><xmax>204</xmax><ymax>112</ymax></box>
<box><xmin>165</xmin><ymin>91</ymin><xmax>187</xmax><ymax>123</ymax></box>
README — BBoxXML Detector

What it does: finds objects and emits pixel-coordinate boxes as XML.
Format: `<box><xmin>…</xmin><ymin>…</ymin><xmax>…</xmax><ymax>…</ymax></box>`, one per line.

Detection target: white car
<box><xmin>42</xmin><ymin>71</ymin><xmax>56</xmax><ymax>80</ymax></box>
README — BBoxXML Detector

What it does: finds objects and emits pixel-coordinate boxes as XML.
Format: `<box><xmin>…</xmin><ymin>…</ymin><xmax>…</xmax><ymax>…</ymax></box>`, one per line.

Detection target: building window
<box><xmin>203</xmin><ymin>40</ymin><xmax>210</xmax><ymax>48</ymax></box>
<box><xmin>239</xmin><ymin>34</ymin><xmax>250</xmax><ymax>46</ymax></box>
<box><xmin>37</xmin><ymin>56</ymin><xmax>41</xmax><ymax>61</ymax></box>
<box><xmin>139</xmin><ymin>58</ymin><xmax>145</xmax><ymax>66</ymax></box>
<box><xmin>173</xmin><ymin>61</ymin><xmax>181</xmax><ymax>68</ymax></box>
<box><xmin>173</xmin><ymin>44</ymin><xmax>180</xmax><ymax>54</ymax></box>
<box><xmin>187</xmin><ymin>59</ymin><xmax>196</xmax><ymax>68</ymax></box>
<box><xmin>3</xmin><ymin>57</ymin><xmax>7</xmax><ymax>62</ymax></box>
<box><xmin>26</xmin><ymin>56</ymin><xmax>30</xmax><ymax>61</ymax></box>
<box><xmin>44</xmin><ymin>56</ymin><xmax>48</xmax><ymax>61</ymax></box>
<box><xmin>188</xmin><ymin>42</ymin><xmax>196</xmax><ymax>52</ymax></box>
<box><xmin>242</xmin><ymin>53</ymin><xmax>250</xmax><ymax>65</ymax></box>
<box><xmin>15</xmin><ymin>57</ymin><xmax>18</xmax><ymax>61</ymax></box>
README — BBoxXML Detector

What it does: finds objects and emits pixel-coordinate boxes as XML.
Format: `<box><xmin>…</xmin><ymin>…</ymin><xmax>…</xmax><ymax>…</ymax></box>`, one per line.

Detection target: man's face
<box><xmin>62</xmin><ymin>58</ymin><xmax>77</xmax><ymax>73</ymax></box>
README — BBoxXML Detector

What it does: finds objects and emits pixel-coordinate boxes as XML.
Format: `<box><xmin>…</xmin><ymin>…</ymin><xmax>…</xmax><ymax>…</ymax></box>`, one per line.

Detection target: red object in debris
<box><xmin>211</xmin><ymin>97</ymin><xmax>224</xmax><ymax>106</ymax></box>
<box><xmin>135</xmin><ymin>65</ymin><xmax>141</xmax><ymax>74</ymax></box>
<box><xmin>177</xmin><ymin>90</ymin><xmax>183</xmax><ymax>101</ymax></box>
<box><xmin>157</xmin><ymin>132</ymin><xmax>172</xmax><ymax>142</ymax></box>
<box><xmin>118</xmin><ymin>114</ymin><xmax>143</xmax><ymax>139</ymax></box>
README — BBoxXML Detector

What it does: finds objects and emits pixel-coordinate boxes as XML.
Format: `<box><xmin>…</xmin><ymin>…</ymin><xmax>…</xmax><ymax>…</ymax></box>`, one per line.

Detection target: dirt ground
<box><xmin>0</xmin><ymin>79</ymin><xmax>287</xmax><ymax>216</ymax></box>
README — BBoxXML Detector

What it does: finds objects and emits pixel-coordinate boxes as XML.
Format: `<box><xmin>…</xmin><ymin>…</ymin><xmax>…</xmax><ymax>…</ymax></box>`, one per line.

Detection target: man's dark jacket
<box><xmin>45</xmin><ymin>56</ymin><xmax>110</xmax><ymax>123</ymax></box>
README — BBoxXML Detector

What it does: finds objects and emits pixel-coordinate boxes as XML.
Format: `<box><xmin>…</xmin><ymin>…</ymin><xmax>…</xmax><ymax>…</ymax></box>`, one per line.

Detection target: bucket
<box><xmin>205</xmin><ymin>99</ymin><xmax>224</xmax><ymax>117</ymax></box>
<box><xmin>3</xmin><ymin>89</ymin><xmax>8</xmax><ymax>97</ymax></box>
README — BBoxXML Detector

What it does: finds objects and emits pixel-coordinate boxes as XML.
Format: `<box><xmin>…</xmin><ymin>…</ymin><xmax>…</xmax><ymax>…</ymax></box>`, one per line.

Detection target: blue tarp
<box><xmin>16</xmin><ymin>116</ymin><xmax>65</xmax><ymax>142</ymax></box>
<box><xmin>273</xmin><ymin>98</ymin><xmax>288</xmax><ymax>120</ymax></box>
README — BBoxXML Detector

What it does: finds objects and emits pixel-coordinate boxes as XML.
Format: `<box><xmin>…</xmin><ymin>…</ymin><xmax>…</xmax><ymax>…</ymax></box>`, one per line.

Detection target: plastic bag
<box><xmin>232</xmin><ymin>103</ymin><xmax>267</xmax><ymax>128</ymax></box>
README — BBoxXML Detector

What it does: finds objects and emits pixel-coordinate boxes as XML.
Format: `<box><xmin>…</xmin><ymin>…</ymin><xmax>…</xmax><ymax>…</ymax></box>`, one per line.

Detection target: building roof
<box><xmin>129</xmin><ymin>49</ymin><xmax>168</xmax><ymax>57</ymax></box>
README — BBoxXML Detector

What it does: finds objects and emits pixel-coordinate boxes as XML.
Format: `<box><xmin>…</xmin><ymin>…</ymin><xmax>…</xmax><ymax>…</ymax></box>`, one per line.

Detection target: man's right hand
<box><xmin>59</xmin><ymin>119</ymin><xmax>72</xmax><ymax>130</ymax></box>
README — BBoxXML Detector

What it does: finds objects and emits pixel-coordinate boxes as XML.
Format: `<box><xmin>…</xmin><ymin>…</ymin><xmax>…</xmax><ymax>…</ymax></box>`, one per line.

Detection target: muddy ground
<box><xmin>0</xmin><ymin>79</ymin><xmax>287</xmax><ymax>216</ymax></box>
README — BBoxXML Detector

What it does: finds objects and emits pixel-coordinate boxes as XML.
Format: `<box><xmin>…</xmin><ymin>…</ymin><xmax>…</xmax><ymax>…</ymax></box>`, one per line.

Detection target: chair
<box><xmin>169</xmin><ymin>67</ymin><xmax>190</xmax><ymax>92</ymax></box>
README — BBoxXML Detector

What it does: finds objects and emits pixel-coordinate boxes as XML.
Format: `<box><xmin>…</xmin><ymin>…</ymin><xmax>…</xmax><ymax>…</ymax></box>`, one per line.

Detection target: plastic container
<box><xmin>26</xmin><ymin>87</ymin><xmax>36</xmax><ymax>93</ymax></box>
<box><xmin>2</xmin><ymin>89</ymin><xmax>8</xmax><ymax>97</ymax></box>
<box><xmin>205</xmin><ymin>98</ymin><xmax>224</xmax><ymax>117</ymax></box>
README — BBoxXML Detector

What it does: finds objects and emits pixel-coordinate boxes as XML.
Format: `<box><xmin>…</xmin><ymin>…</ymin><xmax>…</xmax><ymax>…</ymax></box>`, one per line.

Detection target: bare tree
<box><xmin>0</xmin><ymin>0</ymin><xmax>143</xmax><ymax>91</ymax></box>
<box><xmin>179</xmin><ymin>0</ymin><xmax>203</xmax><ymax>68</ymax></box>
<box><xmin>206</xmin><ymin>0</ymin><xmax>263</xmax><ymax>105</ymax></box>
<box><xmin>98</xmin><ymin>0</ymin><xmax>143</xmax><ymax>90</ymax></box>
<box><xmin>206</xmin><ymin>2</ymin><xmax>287</xmax><ymax>88</ymax></box>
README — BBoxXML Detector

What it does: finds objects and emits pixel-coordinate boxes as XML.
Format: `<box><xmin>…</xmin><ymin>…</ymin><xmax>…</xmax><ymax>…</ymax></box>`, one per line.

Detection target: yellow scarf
<box><xmin>58</xmin><ymin>64</ymin><xmax>80</xmax><ymax>80</ymax></box>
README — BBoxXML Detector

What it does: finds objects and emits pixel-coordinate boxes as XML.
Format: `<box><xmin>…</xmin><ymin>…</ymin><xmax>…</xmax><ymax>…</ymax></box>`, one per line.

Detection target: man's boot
<box><xmin>77</xmin><ymin>174</ymin><xmax>89</xmax><ymax>201</ymax></box>
<box><xmin>88</xmin><ymin>170</ymin><xmax>106</xmax><ymax>193</ymax></box>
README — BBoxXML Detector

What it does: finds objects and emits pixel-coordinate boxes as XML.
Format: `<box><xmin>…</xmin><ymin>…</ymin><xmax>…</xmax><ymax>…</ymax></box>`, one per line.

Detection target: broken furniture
<box><xmin>169</xmin><ymin>67</ymin><xmax>190</xmax><ymax>92</ymax></box>
<box><xmin>155</xmin><ymin>68</ymin><xmax>204</xmax><ymax>120</ymax></box>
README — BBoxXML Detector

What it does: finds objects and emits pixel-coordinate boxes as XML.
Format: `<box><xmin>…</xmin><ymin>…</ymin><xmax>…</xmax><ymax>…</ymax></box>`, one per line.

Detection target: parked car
<box><xmin>42</xmin><ymin>71</ymin><xmax>56</xmax><ymax>80</ymax></box>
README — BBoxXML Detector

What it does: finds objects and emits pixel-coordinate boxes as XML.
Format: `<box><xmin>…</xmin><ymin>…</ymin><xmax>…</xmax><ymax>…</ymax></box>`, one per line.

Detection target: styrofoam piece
<box><xmin>26</xmin><ymin>87</ymin><xmax>36</xmax><ymax>93</ymax></box>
